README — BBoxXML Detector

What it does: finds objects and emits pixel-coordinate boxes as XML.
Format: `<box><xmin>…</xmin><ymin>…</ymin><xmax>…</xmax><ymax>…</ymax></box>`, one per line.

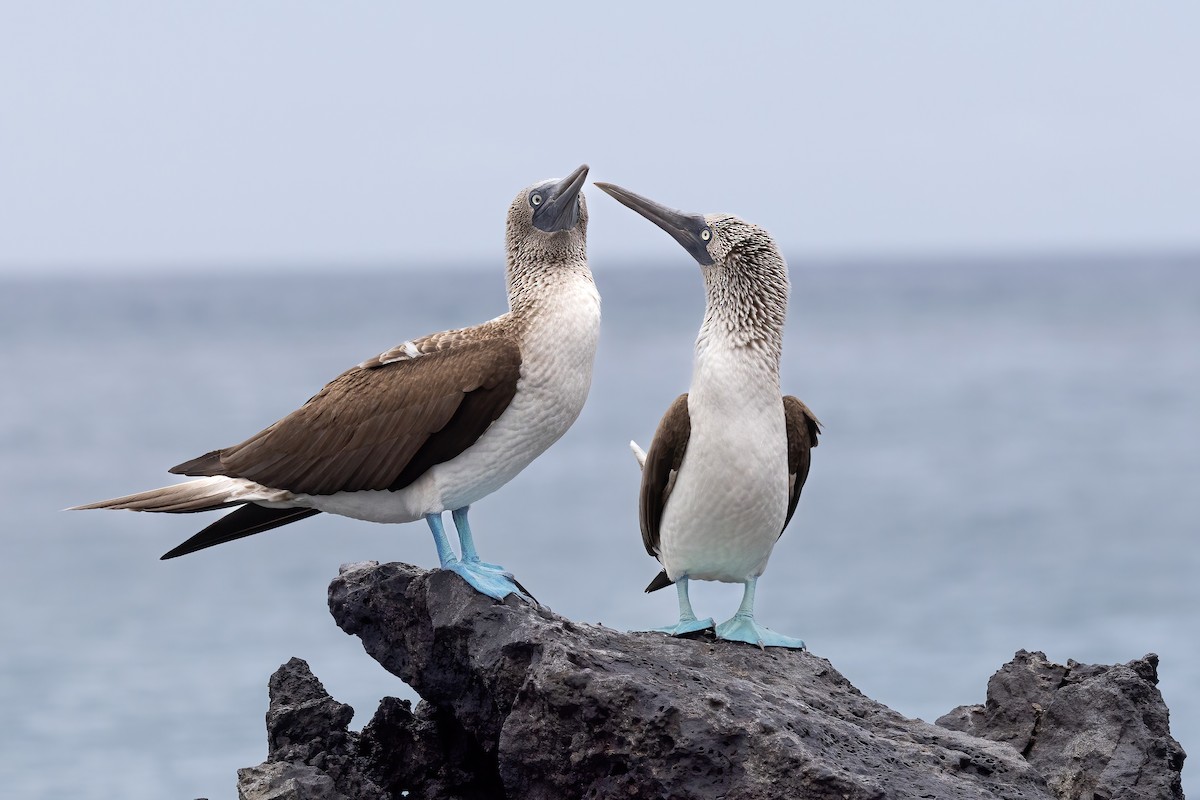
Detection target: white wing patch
<box><xmin>362</xmin><ymin>340</ymin><xmax>426</xmax><ymax>368</ymax></box>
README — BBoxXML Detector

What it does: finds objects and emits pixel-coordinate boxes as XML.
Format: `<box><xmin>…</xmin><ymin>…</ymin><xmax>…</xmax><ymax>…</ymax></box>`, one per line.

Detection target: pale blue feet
<box><xmin>715</xmin><ymin>613</ymin><xmax>806</xmax><ymax>650</ymax></box>
<box><xmin>425</xmin><ymin>511</ymin><xmax>529</xmax><ymax>602</ymax></box>
<box><xmin>654</xmin><ymin>616</ymin><xmax>716</xmax><ymax>636</ymax></box>
<box><xmin>443</xmin><ymin>560</ymin><xmax>529</xmax><ymax>602</ymax></box>
<box><xmin>650</xmin><ymin>577</ymin><xmax>714</xmax><ymax>636</ymax></box>
<box><xmin>714</xmin><ymin>577</ymin><xmax>805</xmax><ymax>650</ymax></box>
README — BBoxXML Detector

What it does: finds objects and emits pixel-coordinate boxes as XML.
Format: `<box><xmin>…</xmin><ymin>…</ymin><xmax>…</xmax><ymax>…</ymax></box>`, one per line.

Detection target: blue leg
<box><xmin>451</xmin><ymin>507</ymin><xmax>506</xmax><ymax>572</ymax></box>
<box><xmin>715</xmin><ymin>577</ymin><xmax>805</xmax><ymax>650</ymax></box>
<box><xmin>425</xmin><ymin>512</ymin><xmax>458</xmax><ymax>567</ymax></box>
<box><xmin>651</xmin><ymin>577</ymin><xmax>715</xmax><ymax>636</ymax></box>
<box><xmin>425</xmin><ymin>512</ymin><xmax>528</xmax><ymax>602</ymax></box>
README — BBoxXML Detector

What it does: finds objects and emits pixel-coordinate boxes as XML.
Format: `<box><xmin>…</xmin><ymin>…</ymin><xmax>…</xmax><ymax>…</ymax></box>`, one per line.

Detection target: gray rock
<box><xmin>238</xmin><ymin>562</ymin><xmax>1185</xmax><ymax>799</ymax></box>
<box><xmin>327</xmin><ymin>561</ymin><xmax>1051</xmax><ymax>799</ymax></box>
<box><xmin>237</xmin><ymin>657</ymin><xmax>385</xmax><ymax>800</ymax></box>
<box><xmin>937</xmin><ymin>649</ymin><xmax>1186</xmax><ymax>800</ymax></box>
<box><xmin>238</xmin><ymin>762</ymin><xmax>346</xmax><ymax>800</ymax></box>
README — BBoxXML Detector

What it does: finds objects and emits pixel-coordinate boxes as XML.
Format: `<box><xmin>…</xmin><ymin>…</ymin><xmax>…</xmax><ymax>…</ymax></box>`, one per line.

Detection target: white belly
<box><xmin>297</xmin><ymin>277</ymin><xmax>601</xmax><ymax>524</ymax></box>
<box><xmin>658</xmin><ymin>391</ymin><xmax>789</xmax><ymax>584</ymax></box>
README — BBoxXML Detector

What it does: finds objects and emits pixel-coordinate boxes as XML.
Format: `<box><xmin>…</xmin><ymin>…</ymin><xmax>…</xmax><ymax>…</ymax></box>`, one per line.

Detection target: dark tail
<box><xmin>644</xmin><ymin>569</ymin><xmax>673</xmax><ymax>593</ymax></box>
<box><xmin>160</xmin><ymin>505</ymin><xmax>321</xmax><ymax>560</ymax></box>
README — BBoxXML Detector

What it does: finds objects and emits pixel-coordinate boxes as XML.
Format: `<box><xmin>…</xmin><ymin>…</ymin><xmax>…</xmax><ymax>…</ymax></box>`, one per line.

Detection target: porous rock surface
<box><xmin>234</xmin><ymin>561</ymin><xmax>1185</xmax><ymax>800</ymax></box>
<box><xmin>235</xmin><ymin>656</ymin><xmax>384</xmax><ymax>800</ymax></box>
<box><xmin>937</xmin><ymin>649</ymin><xmax>1185</xmax><ymax>800</ymax></box>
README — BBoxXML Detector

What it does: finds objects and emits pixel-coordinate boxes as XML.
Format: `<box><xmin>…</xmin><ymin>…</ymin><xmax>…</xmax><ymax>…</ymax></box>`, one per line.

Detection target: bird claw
<box><xmin>715</xmin><ymin>614</ymin><xmax>805</xmax><ymax>650</ymax></box>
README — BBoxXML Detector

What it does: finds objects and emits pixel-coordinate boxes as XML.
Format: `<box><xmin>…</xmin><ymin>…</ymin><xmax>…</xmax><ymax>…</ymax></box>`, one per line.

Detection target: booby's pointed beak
<box><xmin>593</xmin><ymin>182</ymin><xmax>714</xmax><ymax>266</ymax></box>
<box><xmin>532</xmin><ymin>163</ymin><xmax>589</xmax><ymax>233</ymax></box>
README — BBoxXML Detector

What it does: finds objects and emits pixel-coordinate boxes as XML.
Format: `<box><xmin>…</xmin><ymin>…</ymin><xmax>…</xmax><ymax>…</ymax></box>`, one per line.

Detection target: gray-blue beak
<box><xmin>532</xmin><ymin>164</ymin><xmax>589</xmax><ymax>233</ymax></box>
<box><xmin>593</xmin><ymin>182</ymin><xmax>714</xmax><ymax>266</ymax></box>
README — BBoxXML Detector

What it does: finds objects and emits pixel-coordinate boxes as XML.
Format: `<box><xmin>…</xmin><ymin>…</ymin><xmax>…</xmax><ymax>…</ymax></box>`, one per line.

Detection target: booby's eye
<box><xmin>530</xmin><ymin>193</ymin><xmax>543</xmax><ymax>207</ymax></box>
<box><xmin>700</xmin><ymin>228</ymin><xmax>712</xmax><ymax>242</ymax></box>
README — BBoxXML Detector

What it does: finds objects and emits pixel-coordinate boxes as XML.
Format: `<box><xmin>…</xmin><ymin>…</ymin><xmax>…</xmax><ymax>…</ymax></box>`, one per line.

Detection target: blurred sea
<box><xmin>1</xmin><ymin>256</ymin><xmax>1196</xmax><ymax>798</ymax></box>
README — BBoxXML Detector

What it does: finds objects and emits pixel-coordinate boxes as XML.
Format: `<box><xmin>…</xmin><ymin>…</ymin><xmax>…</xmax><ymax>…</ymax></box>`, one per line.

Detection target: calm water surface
<box><xmin>1</xmin><ymin>257</ymin><xmax>1196</xmax><ymax>798</ymax></box>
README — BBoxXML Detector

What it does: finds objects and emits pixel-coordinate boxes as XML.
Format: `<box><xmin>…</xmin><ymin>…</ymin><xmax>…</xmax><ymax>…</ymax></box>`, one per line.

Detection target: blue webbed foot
<box><xmin>651</xmin><ymin>615</ymin><xmax>715</xmax><ymax>636</ymax></box>
<box><xmin>426</xmin><ymin>511</ymin><xmax>531</xmax><ymax>602</ymax></box>
<box><xmin>462</xmin><ymin>556</ymin><xmax>509</xmax><ymax>573</ymax></box>
<box><xmin>715</xmin><ymin>613</ymin><xmax>805</xmax><ymax>650</ymax></box>
<box><xmin>444</xmin><ymin>559</ymin><xmax>531</xmax><ymax>602</ymax></box>
<box><xmin>646</xmin><ymin>576</ymin><xmax>712</xmax><ymax>636</ymax></box>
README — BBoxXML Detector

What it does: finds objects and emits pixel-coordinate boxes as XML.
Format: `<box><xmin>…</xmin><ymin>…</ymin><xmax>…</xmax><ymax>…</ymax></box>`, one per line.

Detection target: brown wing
<box><xmin>781</xmin><ymin>395</ymin><xmax>821</xmax><ymax>534</ymax></box>
<box><xmin>639</xmin><ymin>394</ymin><xmax>691</xmax><ymax>560</ymax></box>
<box><xmin>169</xmin><ymin>338</ymin><xmax>522</xmax><ymax>496</ymax></box>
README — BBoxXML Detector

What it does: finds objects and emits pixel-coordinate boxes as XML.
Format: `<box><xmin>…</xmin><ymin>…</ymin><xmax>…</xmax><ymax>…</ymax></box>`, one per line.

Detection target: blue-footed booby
<box><xmin>596</xmin><ymin>180</ymin><xmax>820</xmax><ymax>649</ymax></box>
<box><xmin>73</xmin><ymin>164</ymin><xmax>600</xmax><ymax>602</ymax></box>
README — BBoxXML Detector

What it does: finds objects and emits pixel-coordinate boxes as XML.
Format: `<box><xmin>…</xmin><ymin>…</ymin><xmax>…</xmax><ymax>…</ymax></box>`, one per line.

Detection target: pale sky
<box><xmin>2</xmin><ymin>3</ymin><xmax>1197</xmax><ymax>274</ymax></box>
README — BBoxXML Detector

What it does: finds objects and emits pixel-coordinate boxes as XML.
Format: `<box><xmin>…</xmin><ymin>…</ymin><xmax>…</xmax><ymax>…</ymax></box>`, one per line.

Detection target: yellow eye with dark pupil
<box><xmin>531</xmin><ymin>194</ymin><xmax>543</xmax><ymax>206</ymax></box>
<box><xmin>700</xmin><ymin>229</ymin><xmax>711</xmax><ymax>241</ymax></box>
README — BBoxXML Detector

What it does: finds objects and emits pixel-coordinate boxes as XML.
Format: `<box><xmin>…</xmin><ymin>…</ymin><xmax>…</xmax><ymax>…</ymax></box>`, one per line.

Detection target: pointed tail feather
<box><xmin>630</xmin><ymin>440</ymin><xmax>647</xmax><ymax>470</ymax></box>
<box><xmin>160</xmin><ymin>505</ymin><xmax>321</xmax><ymax>559</ymax></box>
<box><xmin>645</xmin><ymin>569</ymin><xmax>673</xmax><ymax>593</ymax></box>
<box><xmin>69</xmin><ymin>477</ymin><xmax>251</xmax><ymax>514</ymax></box>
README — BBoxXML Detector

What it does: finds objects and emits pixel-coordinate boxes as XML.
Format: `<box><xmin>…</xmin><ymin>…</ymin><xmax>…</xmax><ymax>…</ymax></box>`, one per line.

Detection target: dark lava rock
<box><xmin>325</xmin><ymin>561</ymin><xmax>1049</xmax><ymax>799</ymax></box>
<box><xmin>237</xmin><ymin>562</ymin><xmax>1186</xmax><ymax>800</ymax></box>
<box><xmin>937</xmin><ymin>649</ymin><xmax>1186</xmax><ymax>800</ymax></box>
<box><xmin>236</xmin><ymin>657</ymin><xmax>384</xmax><ymax>800</ymax></box>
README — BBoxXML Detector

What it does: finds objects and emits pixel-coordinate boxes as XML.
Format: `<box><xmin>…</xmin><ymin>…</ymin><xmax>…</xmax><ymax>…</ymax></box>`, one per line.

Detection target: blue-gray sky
<box><xmin>2</xmin><ymin>3</ymin><xmax>1197</xmax><ymax>274</ymax></box>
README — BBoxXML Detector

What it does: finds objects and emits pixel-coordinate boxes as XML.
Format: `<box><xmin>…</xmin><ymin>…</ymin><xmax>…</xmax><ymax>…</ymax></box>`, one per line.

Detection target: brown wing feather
<box><xmin>781</xmin><ymin>395</ymin><xmax>821</xmax><ymax>534</ymax></box>
<box><xmin>639</xmin><ymin>394</ymin><xmax>691</xmax><ymax>560</ymax></box>
<box><xmin>170</xmin><ymin>338</ymin><xmax>522</xmax><ymax>496</ymax></box>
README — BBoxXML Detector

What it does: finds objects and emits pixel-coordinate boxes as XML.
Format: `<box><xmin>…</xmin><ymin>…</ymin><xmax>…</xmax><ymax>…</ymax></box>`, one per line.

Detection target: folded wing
<box><xmin>170</xmin><ymin>337</ymin><xmax>523</xmax><ymax>496</ymax></box>
<box><xmin>782</xmin><ymin>395</ymin><xmax>821</xmax><ymax>533</ymax></box>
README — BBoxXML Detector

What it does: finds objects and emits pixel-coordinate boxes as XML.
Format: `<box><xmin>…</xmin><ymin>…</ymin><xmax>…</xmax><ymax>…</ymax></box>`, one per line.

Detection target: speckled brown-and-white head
<box><xmin>505</xmin><ymin>164</ymin><xmax>590</xmax><ymax>270</ymax></box>
<box><xmin>594</xmin><ymin>180</ymin><xmax>789</xmax><ymax>351</ymax></box>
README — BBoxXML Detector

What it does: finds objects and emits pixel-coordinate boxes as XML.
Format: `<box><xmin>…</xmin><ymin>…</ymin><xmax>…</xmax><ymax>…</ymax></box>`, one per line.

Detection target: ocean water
<box><xmin>1</xmin><ymin>257</ymin><xmax>1196</xmax><ymax>798</ymax></box>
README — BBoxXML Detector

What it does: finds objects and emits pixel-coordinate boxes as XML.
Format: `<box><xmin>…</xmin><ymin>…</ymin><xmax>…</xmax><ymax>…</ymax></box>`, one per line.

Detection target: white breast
<box><xmin>658</xmin><ymin>346</ymin><xmax>789</xmax><ymax>583</ymax></box>
<box><xmin>308</xmin><ymin>272</ymin><xmax>601</xmax><ymax>523</ymax></box>
<box><xmin>432</xmin><ymin>275</ymin><xmax>601</xmax><ymax>510</ymax></box>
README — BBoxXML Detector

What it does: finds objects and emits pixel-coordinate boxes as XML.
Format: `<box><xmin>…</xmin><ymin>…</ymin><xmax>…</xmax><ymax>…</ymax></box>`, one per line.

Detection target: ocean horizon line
<box><xmin>1</xmin><ymin>246</ymin><xmax>1198</xmax><ymax>283</ymax></box>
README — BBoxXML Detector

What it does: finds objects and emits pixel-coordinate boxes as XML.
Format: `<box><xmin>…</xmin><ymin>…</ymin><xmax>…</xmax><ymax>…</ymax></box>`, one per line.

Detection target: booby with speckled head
<box><xmin>596</xmin><ymin>180</ymin><xmax>819</xmax><ymax>649</ymax></box>
<box><xmin>73</xmin><ymin>165</ymin><xmax>600</xmax><ymax>602</ymax></box>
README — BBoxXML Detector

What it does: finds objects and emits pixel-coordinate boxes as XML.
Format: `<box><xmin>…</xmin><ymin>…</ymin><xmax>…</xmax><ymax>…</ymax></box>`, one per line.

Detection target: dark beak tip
<box><xmin>563</xmin><ymin>163</ymin><xmax>589</xmax><ymax>185</ymax></box>
<box><xmin>558</xmin><ymin>164</ymin><xmax>590</xmax><ymax>196</ymax></box>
